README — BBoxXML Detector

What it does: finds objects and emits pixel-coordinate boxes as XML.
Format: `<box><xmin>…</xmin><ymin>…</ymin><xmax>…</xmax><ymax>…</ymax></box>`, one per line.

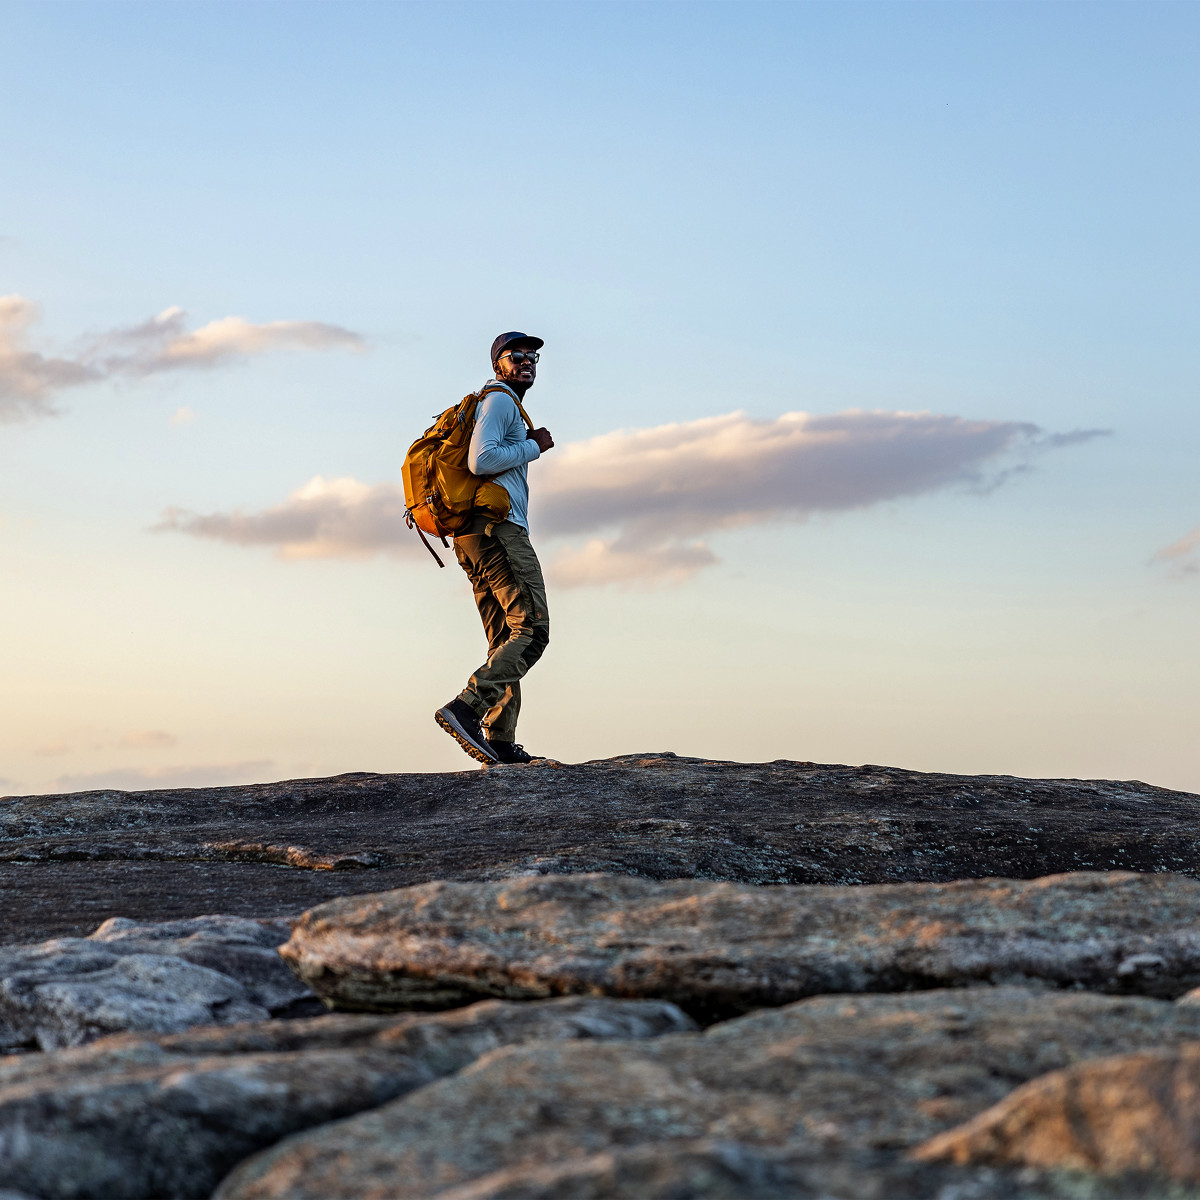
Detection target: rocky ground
<box><xmin>3</xmin><ymin>753</ymin><xmax>1200</xmax><ymax>1198</ymax></box>
<box><xmin>4</xmin><ymin>753</ymin><xmax>1198</xmax><ymax>944</ymax></box>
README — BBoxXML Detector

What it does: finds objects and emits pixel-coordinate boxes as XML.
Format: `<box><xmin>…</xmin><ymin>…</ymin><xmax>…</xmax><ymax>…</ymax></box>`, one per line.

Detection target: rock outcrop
<box><xmin>5</xmin><ymin>756</ymin><xmax>1200</xmax><ymax>1197</ymax></box>
<box><xmin>0</xmin><ymin>916</ymin><xmax>314</xmax><ymax>1051</ymax></box>
<box><xmin>914</xmin><ymin>1043</ymin><xmax>1200</xmax><ymax>1182</ymax></box>
<box><xmin>4</xmin><ymin>754</ymin><xmax>1198</xmax><ymax>943</ymax></box>
<box><xmin>215</xmin><ymin>986</ymin><xmax>1200</xmax><ymax>1200</ymax></box>
<box><xmin>281</xmin><ymin>870</ymin><xmax>1200</xmax><ymax>1018</ymax></box>
<box><xmin>0</xmin><ymin>997</ymin><xmax>692</xmax><ymax>1200</ymax></box>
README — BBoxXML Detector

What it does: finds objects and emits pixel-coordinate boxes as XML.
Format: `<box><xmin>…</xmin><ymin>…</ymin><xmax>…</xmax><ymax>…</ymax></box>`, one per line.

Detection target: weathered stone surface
<box><xmin>431</xmin><ymin>1144</ymin><xmax>829</xmax><ymax>1200</ymax></box>
<box><xmin>914</xmin><ymin>1043</ymin><xmax>1200</xmax><ymax>1182</ymax></box>
<box><xmin>85</xmin><ymin>915</ymin><xmax>314</xmax><ymax>1013</ymax></box>
<box><xmin>428</xmin><ymin>1143</ymin><xmax>1170</xmax><ymax>1200</ymax></box>
<box><xmin>215</xmin><ymin>986</ymin><xmax>1200</xmax><ymax>1200</ymax></box>
<box><xmin>428</xmin><ymin>1143</ymin><xmax>987</xmax><ymax>1200</ymax></box>
<box><xmin>0</xmin><ymin>996</ymin><xmax>692</xmax><ymax>1200</ymax></box>
<box><xmin>281</xmin><ymin>870</ymin><xmax>1200</xmax><ymax>1018</ymax></box>
<box><xmin>4</xmin><ymin>755</ymin><xmax>1198</xmax><ymax>944</ymax></box>
<box><xmin>0</xmin><ymin>915</ymin><xmax>313</xmax><ymax>1050</ymax></box>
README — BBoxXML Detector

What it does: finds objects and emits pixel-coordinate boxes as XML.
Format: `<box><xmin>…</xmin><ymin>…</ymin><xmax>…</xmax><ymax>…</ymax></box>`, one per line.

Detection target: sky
<box><xmin>1</xmin><ymin>1</ymin><xmax>1197</xmax><ymax>796</ymax></box>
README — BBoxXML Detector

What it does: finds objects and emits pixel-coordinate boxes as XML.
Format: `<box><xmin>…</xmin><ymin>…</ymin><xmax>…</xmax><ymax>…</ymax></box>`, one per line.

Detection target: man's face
<box><xmin>495</xmin><ymin>348</ymin><xmax>538</xmax><ymax>388</ymax></box>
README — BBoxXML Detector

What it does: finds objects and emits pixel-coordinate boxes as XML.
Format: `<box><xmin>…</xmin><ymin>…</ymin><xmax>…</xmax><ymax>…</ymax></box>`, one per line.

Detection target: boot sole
<box><xmin>434</xmin><ymin>708</ymin><xmax>499</xmax><ymax>765</ymax></box>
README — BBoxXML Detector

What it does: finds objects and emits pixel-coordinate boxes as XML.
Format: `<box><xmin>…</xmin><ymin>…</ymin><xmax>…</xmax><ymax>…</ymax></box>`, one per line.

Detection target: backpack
<box><xmin>402</xmin><ymin>384</ymin><xmax>534</xmax><ymax>566</ymax></box>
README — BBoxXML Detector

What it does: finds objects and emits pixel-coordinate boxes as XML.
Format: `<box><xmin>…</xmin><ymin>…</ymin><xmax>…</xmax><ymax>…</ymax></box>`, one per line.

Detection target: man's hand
<box><xmin>528</xmin><ymin>427</ymin><xmax>555</xmax><ymax>453</ymax></box>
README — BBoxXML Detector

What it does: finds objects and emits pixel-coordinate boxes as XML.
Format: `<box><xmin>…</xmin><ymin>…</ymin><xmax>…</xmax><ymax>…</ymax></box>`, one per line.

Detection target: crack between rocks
<box><xmin>0</xmin><ymin>843</ymin><xmax>406</xmax><ymax>871</ymax></box>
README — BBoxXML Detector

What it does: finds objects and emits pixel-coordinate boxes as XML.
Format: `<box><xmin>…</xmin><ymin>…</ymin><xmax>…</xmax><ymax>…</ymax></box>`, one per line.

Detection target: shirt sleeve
<box><xmin>468</xmin><ymin>394</ymin><xmax>541</xmax><ymax>475</ymax></box>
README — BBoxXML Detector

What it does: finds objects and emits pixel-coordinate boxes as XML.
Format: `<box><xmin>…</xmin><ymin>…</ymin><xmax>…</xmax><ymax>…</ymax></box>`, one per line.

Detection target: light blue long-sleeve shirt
<box><xmin>467</xmin><ymin>378</ymin><xmax>541</xmax><ymax>531</ymax></box>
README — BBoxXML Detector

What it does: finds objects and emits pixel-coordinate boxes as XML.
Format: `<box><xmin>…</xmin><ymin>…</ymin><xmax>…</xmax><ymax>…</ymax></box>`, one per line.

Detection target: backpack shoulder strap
<box><xmin>512</xmin><ymin>396</ymin><xmax>535</xmax><ymax>431</ymax></box>
<box><xmin>477</xmin><ymin>383</ymin><xmax>535</xmax><ymax>431</ymax></box>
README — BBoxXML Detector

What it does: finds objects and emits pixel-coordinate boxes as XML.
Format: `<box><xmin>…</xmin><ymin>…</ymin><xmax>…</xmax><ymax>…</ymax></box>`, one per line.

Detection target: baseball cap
<box><xmin>490</xmin><ymin>331</ymin><xmax>544</xmax><ymax>367</ymax></box>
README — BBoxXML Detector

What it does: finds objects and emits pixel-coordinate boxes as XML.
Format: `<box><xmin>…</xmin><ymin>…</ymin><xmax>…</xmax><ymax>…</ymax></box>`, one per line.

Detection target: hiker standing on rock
<box><xmin>433</xmin><ymin>332</ymin><xmax>554</xmax><ymax>765</ymax></box>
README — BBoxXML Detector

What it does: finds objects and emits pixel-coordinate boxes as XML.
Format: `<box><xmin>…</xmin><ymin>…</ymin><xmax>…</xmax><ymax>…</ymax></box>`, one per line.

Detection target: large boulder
<box><xmin>0</xmin><ymin>997</ymin><xmax>692</xmax><ymax>1200</ymax></box>
<box><xmin>914</xmin><ymin>1043</ymin><xmax>1200</xmax><ymax>1182</ymax></box>
<box><xmin>0</xmin><ymin>915</ymin><xmax>312</xmax><ymax>1050</ymax></box>
<box><xmin>5</xmin><ymin>755</ymin><xmax>1199</xmax><ymax>945</ymax></box>
<box><xmin>280</xmin><ymin>870</ymin><xmax>1200</xmax><ymax>1018</ymax></box>
<box><xmin>214</xmin><ymin>987</ymin><xmax>1200</xmax><ymax>1200</ymax></box>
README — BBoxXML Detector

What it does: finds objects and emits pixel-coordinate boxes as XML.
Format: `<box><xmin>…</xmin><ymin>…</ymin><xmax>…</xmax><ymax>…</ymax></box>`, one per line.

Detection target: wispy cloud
<box><xmin>0</xmin><ymin>296</ymin><xmax>101</xmax><ymax>419</ymax></box>
<box><xmin>52</xmin><ymin>759</ymin><xmax>274</xmax><ymax>793</ymax></box>
<box><xmin>0</xmin><ymin>296</ymin><xmax>364</xmax><ymax>421</ymax></box>
<box><xmin>118</xmin><ymin>730</ymin><xmax>177</xmax><ymax>749</ymax></box>
<box><xmin>31</xmin><ymin>728</ymin><xmax>178</xmax><ymax>755</ymax></box>
<box><xmin>550</xmin><ymin>538</ymin><xmax>719</xmax><ymax>588</ymax></box>
<box><xmin>157</xmin><ymin>476</ymin><xmax>412</xmax><ymax>561</ymax></box>
<box><xmin>158</xmin><ymin>407</ymin><xmax>1108</xmax><ymax>586</ymax></box>
<box><xmin>84</xmin><ymin>306</ymin><xmax>363</xmax><ymax>375</ymax></box>
<box><xmin>1153</xmin><ymin>525</ymin><xmax>1200</xmax><ymax>579</ymax></box>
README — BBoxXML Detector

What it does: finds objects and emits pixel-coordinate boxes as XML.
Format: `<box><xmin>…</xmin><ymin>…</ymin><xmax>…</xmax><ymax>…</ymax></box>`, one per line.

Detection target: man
<box><xmin>435</xmin><ymin>332</ymin><xmax>555</xmax><ymax>765</ymax></box>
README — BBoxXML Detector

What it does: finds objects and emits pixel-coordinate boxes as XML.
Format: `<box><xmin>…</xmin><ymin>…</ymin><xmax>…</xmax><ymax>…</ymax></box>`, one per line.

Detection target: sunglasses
<box><xmin>500</xmin><ymin>350</ymin><xmax>540</xmax><ymax>364</ymax></box>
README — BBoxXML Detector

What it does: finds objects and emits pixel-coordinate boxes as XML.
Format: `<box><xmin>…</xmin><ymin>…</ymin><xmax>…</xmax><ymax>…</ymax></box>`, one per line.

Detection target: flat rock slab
<box><xmin>423</xmin><ymin>1143</ymin><xmax>994</xmax><ymax>1200</ymax></box>
<box><xmin>0</xmin><ymin>996</ymin><xmax>692</xmax><ymax>1200</ymax></box>
<box><xmin>0</xmin><ymin>915</ymin><xmax>313</xmax><ymax>1051</ymax></box>
<box><xmin>282</xmin><ymin>870</ymin><xmax>1200</xmax><ymax>1019</ymax></box>
<box><xmin>915</xmin><ymin>1043</ymin><xmax>1200</xmax><ymax>1183</ymax></box>
<box><xmin>215</xmin><ymin>986</ymin><xmax>1200</xmax><ymax>1200</ymax></box>
<box><xmin>4</xmin><ymin>754</ymin><xmax>1199</xmax><ymax>943</ymax></box>
<box><xmin>421</xmin><ymin>1143</ymin><xmax>1168</xmax><ymax>1200</ymax></box>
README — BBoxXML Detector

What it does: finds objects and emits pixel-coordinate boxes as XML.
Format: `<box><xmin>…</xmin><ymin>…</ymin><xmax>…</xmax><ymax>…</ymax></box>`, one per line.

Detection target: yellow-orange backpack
<box><xmin>402</xmin><ymin>384</ymin><xmax>534</xmax><ymax>566</ymax></box>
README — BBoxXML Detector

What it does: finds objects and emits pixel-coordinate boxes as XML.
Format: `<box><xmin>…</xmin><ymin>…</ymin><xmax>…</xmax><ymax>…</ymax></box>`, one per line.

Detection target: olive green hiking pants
<box><xmin>453</xmin><ymin>516</ymin><xmax>550</xmax><ymax>744</ymax></box>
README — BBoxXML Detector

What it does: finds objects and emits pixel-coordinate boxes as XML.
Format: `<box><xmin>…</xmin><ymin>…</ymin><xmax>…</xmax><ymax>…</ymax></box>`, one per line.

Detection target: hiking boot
<box><xmin>486</xmin><ymin>740</ymin><xmax>543</xmax><ymax>765</ymax></box>
<box><xmin>435</xmin><ymin>698</ymin><xmax>498</xmax><ymax>764</ymax></box>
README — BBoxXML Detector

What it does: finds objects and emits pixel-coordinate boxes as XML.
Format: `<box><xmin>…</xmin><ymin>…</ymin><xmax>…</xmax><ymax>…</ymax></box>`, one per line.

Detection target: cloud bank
<box><xmin>1154</xmin><ymin>525</ymin><xmax>1200</xmax><ymax>578</ymax></box>
<box><xmin>161</xmin><ymin>407</ymin><xmax>1105</xmax><ymax>584</ymax></box>
<box><xmin>0</xmin><ymin>295</ymin><xmax>364</xmax><ymax>421</ymax></box>
<box><xmin>532</xmin><ymin>409</ymin><xmax>1099</xmax><ymax>584</ymax></box>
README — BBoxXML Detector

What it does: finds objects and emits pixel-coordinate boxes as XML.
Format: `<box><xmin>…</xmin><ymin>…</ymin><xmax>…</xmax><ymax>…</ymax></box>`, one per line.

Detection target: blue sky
<box><xmin>1</xmin><ymin>1</ymin><xmax>1197</xmax><ymax>794</ymax></box>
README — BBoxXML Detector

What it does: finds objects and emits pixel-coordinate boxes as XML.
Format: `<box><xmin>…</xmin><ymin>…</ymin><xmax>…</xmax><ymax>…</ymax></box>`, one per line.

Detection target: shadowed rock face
<box><xmin>281</xmin><ymin>870</ymin><xmax>1200</xmax><ymax>1019</ymax></box>
<box><xmin>3</xmin><ymin>754</ymin><xmax>1198</xmax><ymax>944</ymax></box>
<box><xmin>0</xmin><ymin>997</ymin><xmax>693</xmax><ymax>1200</ymax></box>
<box><xmin>914</xmin><ymin>1044</ymin><xmax>1200</xmax><ymax>1182</ymax></box>
<box><xmin>214</xmin><ymin>987</ymin><xmax>1200</xmax><ymax>1200</ymax></box>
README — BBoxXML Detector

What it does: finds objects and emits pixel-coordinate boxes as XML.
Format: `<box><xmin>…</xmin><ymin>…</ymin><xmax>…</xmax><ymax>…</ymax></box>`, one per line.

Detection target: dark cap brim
<box><xmin>491</xmin><ymin>331</ymin><xmax>545</xmax><ymax>364</ymax></box>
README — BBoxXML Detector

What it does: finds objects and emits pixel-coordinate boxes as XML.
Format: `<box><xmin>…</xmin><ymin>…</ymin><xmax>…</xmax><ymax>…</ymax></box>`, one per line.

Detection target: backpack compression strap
<box><xmin>404</xmin><ymin>509</ymin><xmax>448</xmax><ymax>567</ymax></box>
